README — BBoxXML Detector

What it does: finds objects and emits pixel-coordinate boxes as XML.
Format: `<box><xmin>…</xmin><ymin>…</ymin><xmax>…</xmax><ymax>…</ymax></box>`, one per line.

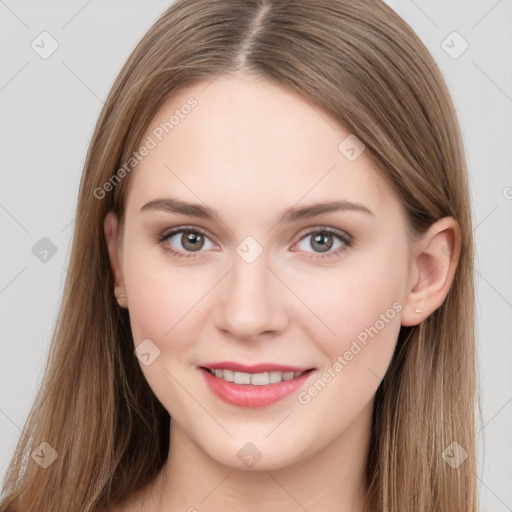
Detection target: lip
<box><xmin>197</xmin><ymin>362</ymin><xmax>316</xmax><ymax>408</ymax></box>
<box><xmin>199</xmin><ymin>361</ymin><xmax>313</xmax><ymax>373</ymax></box>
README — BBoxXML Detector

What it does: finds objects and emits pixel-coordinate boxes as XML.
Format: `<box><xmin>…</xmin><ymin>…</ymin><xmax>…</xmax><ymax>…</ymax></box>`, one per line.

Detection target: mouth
<box><xmin>197</xmin><ymin>362</ymin><xmax>317</xmax><ymax>408</ymax></box>
<box><xmin>200</xmin><ymin>366</ymin><xmax>315</xmax><ymax>385</ymax></box>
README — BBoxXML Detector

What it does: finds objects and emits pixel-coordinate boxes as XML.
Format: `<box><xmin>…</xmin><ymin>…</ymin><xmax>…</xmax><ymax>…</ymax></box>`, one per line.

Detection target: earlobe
<box><xmin>401</xmin><ymin>216</ymin><xmax>461</xmax><ymax>326</ymax></box>
<box><xmin>104</xmin><ymin>211</ymin><xmax>128</xmax><ymax>308</ymax></box>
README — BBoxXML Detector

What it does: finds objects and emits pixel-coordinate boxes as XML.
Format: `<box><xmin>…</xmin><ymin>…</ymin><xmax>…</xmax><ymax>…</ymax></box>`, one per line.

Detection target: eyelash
<box><xmin>155</xmin><ymin>225</ymin><xmax>354</xmax><ymax>260</ymax></box>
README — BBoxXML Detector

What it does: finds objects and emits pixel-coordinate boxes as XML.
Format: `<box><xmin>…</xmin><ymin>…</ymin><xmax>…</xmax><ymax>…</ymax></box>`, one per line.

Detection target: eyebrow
<box><xmin>139</xmin><ymin>197</ymin><xmax>375</xmax><ymax>223</ymax></box>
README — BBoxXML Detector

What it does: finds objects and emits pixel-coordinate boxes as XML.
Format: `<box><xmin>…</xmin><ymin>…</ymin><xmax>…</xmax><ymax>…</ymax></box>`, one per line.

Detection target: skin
<box><xmin>103</xmin><ymin>73</ymin><xmax>461</xmax><ymax>512</ymax></box>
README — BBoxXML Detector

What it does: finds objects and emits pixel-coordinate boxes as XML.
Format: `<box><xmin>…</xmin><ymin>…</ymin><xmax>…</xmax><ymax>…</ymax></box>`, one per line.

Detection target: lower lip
<box><xmin>199</xmin><ymin>367</ymin><xmax>315</xmax><ymax>408</ymax></box>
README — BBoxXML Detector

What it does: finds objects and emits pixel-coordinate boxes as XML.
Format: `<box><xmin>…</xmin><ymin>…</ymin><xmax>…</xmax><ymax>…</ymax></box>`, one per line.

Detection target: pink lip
<box><xmin>200</xmin><ymin>361</ymin><xmax>312</xmax><ymax>373</ymax></box>
<box><xmin>197</xmin><ymin>363</ymin><xmax>315</xmax><ymax>408</ymax></box>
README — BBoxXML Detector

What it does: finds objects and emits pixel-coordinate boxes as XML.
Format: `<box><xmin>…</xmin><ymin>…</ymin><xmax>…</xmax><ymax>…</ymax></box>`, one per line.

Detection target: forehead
<box><xmin>125</xmin><ymin>75</ymin><xmax>402</xmax><ymax>223</ymax></box>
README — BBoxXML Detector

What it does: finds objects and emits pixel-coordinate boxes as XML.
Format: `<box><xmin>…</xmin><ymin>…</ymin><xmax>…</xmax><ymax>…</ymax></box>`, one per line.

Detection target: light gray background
<box><xmin>1</xmin><ymin>1</ymin><xmax>511</xmax><ymax>509</ymax></box>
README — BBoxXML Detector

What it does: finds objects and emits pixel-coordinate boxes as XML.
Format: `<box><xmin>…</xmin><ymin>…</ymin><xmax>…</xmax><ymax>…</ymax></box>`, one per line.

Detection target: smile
<box><xmin>198</xmin><ymin>364</ymin><xmax>316</xmax><ymax>408</ymax></box>
<box><xmin>203</xmin><ymin>367</ymin><xmax>306</xmax><ymax>385</ymax></box>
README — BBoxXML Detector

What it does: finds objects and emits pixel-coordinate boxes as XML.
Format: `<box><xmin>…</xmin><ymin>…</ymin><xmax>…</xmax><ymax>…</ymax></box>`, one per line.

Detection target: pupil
<box><xmin>183</xmin><ymin>232</ymin><xmax>203</xmax><ymax>251</ymax></box>
<box><xmin>313</xmin><ymin>233</ymin><xmax>332</xmax><ymax>252</ymax></box>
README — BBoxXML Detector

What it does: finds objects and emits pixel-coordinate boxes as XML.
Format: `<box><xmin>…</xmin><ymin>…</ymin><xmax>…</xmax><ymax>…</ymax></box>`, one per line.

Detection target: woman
<box><xmin>0</xmin><ymin>0</ymin><xmax>479</xmax><ymax>510</ymax></box>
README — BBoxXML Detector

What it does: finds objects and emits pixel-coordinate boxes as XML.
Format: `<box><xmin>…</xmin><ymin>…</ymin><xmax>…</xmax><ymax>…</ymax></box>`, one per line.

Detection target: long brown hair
<box><xmin>0</xmin><ymin>1</ymin><xmax>479</xmax><ymax>510</ymax></box>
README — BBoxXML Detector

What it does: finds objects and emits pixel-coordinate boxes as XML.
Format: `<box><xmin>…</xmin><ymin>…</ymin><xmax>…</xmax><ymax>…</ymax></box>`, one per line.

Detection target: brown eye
<box><xmin>180</xmin><ymin>231</ymin><xmax>205</xmax><ymax>252</ymax></box>
<box><xmin>295</xmin><ymin>228</ymin><xmax>353</xmax><ymax>259</ymax></box>
<box><xmin>158</xmin><ymin>226</ymin><xmax>215</xmax><ymax>258</ymax></box>
<box><xmin>310</xmin><ymin>232</ymin><xmax>334</xmax><ymax>253</ymax></box>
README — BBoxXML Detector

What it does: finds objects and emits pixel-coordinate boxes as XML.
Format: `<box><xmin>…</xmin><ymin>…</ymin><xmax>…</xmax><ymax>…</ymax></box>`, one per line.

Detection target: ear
<box><xmin>401</xmin><ymin>216</ymin><xmax>461</xmax><ymax>326</ymax></box>
<box><xmin>104</xmin><ymin>211</ymin><xmax>128</xmax><ymax>309</ymax></box>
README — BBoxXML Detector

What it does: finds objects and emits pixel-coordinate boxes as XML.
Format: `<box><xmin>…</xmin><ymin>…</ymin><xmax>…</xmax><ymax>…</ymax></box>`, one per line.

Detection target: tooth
<box><xmin>269</xmin><ymin>371</ymin><xmax>282</xmax><ymax>383</ymax></box>
<box><xmin>234</xmin><ymin>371</ymin><xmax>251</xmax><ymax>384</ymax></box>
<box><xmin>251</xmin><ymin>372</ymin><xmax>270</xmax><ymax>385</ymax></box>
<box><xmin>223</xmin><ymin>369</ymin><xmax>234</xmax><ymax>382</ymax></box>
<box><xmin>210</xmin><ymin>368</ymin><xmax>304</xmax><ymax>385</ymax></box>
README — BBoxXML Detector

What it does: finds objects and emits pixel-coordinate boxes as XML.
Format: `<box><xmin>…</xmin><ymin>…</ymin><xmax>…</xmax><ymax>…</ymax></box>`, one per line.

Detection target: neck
<box><xmin>147</xmin><ymin>399</ymin><xmax>374</xmax><ymax>512</ymax></box>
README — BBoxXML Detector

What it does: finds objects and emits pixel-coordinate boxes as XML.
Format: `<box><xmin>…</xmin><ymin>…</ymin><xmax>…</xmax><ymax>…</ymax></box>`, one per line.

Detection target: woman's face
<box><xmin>107</xmin><ymin>74</ymin><xmax>415</xmax><ymax>470</ymax></box>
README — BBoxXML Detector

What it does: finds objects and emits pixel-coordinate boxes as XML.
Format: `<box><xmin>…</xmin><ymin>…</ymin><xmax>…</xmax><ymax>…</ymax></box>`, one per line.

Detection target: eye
<box><xmin>294</xmin><ymin>227</ymin><xmax>353</xmax><ymax>259</ymax></box>
<box><xmin>156</xmin><ymin>225</ymin><xmax>353</xmax><ymax>260</ymax></box>
<box><xmin>157</xmin><ymin>226</ymin><xmax>216</xmax><ymax>259</ymax></box>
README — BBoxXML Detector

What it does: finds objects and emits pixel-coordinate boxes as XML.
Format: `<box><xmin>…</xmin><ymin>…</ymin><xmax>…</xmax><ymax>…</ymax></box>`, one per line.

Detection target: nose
<box><xmin>213</xmin><ymin>252</ymin><xmax>289</xmax><ymax>342</ymax></box>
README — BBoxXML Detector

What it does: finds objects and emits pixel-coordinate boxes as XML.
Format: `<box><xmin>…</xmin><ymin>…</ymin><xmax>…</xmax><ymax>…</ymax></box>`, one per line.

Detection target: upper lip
<box><xmin>199</xmin><ymin>361</ymin><xmax>315</xmax><ymax>373</ymax></box>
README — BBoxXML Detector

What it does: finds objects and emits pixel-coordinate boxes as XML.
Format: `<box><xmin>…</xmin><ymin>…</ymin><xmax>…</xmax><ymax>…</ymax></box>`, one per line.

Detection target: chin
<box><xmin>197</xmin><ymin>433</ymin><xmax>311</xmax><ymax>472</ymax></box>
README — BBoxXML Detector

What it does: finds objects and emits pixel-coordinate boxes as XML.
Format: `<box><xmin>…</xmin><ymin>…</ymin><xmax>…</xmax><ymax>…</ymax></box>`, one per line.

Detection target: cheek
<box><xmin>122</xmin><ymin>242</ymin><xmax>215</xmax><ymax>351</ymax></box>
<box><xmin>296</xmin><ymin>248</ymin><xmax>406</xmax><ymax>372</ymax></box>
<box><xmin>293</xmin><ymin>269</ymin><xmax>403</xmax><ymax>418</ymax></box>
<box><xmin>122</xmin><ymin>245</ymin><xmax>207</xmax><ymax>410</ymax></box>
<box><xmin>124</xmin><ymin>229</ymin><xmax>407</xmax><ymax>363</ymax></box>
